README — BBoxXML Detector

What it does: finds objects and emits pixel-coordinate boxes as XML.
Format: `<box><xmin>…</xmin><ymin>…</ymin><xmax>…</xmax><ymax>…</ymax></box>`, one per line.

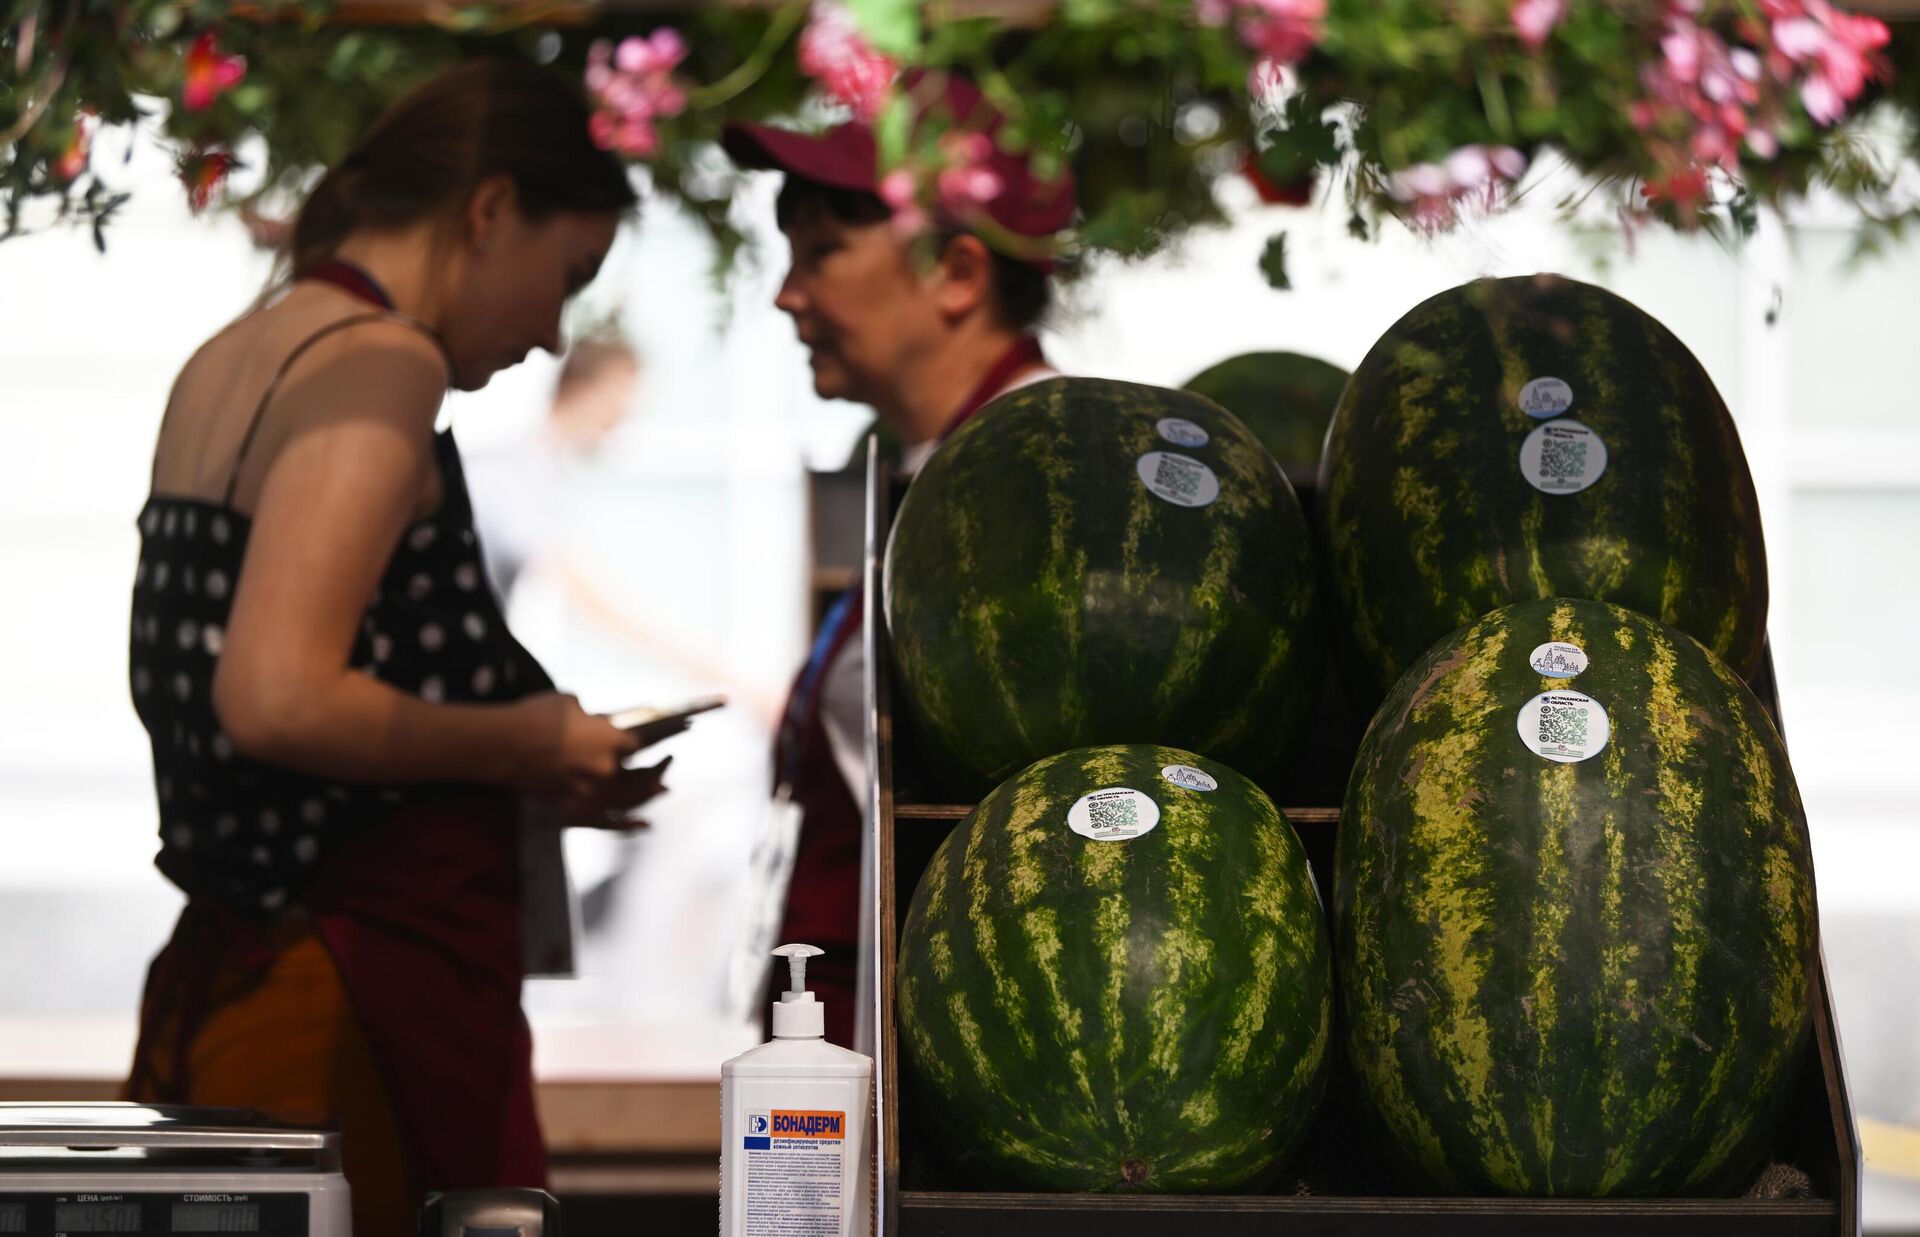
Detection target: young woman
<box><xmin>124</xmin><ymin>59</ymin><xmax>661</xmax><ymax>1236</ymax></box>
<box><xmin>723</xmin><ymin>72</ymin><xmax>1076</xmax><ymax>1048</ymax></box>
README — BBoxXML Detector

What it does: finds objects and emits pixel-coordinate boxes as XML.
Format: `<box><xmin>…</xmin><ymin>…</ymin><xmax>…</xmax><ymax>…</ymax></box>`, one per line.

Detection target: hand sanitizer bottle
<box><xmin>720</xmin><ymin>944</ymin><xmax>873</xmax><ymax>1237</ymax></box>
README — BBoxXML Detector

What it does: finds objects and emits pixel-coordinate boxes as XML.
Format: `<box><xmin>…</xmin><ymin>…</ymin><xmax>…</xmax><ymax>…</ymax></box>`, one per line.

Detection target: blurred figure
<box><xmin>466</xmin><ymin>334</ymin><xmax>642</xmax><ymax>601</ymax></box>
<box><xmin>121</xmin><ymin>59</ymin><xmax>669</xmax><ymax>1237</ymax></box>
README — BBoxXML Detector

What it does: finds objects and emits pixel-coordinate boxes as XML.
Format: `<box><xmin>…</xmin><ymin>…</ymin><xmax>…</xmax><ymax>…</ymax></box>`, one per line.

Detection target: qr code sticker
<box><xmin>1538</xmin><ymin>436</ymin><xmax>1589</xmax><ymax>483</ymax></box>
<box><xmin>1154</xmin><ymin>455</ymin><xmax>1205</xmax><ymax>502</ymax></box>
<box><xmin>1088</xmin><ymin>795</ymin><xmax>1139</xmax><ymax>832</ymax></box>
<box><xmin>1538</xmin><ymin>703</ymin><xmax>1587</xmax><ymax>748</ymax></box>
<box><xmin>1137</xmin><ymin>452</ymin><xmax>1219</xmax><ymax>508</ymax></box>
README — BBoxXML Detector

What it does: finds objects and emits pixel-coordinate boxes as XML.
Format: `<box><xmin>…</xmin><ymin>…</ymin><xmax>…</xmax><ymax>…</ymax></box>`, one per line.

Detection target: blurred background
<box><xmin>2</xmin><ymin>101</ymin><xmax>1917</xmax><ymax>1230</ymax></box>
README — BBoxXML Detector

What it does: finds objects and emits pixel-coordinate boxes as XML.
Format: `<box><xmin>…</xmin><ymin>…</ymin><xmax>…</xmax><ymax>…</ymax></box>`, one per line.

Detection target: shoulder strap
<box><xmin>221</xmin><ymin>310</ymin><xmax>451</xmax><ymax>506</ymax></box>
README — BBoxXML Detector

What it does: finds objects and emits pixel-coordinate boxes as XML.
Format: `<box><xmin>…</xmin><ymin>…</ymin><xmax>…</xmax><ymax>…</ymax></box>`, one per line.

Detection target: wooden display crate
<box><xmin>855</xmin><ymin>445</ymin><xmax>1862</xmax><ymax>1236</ymax></box>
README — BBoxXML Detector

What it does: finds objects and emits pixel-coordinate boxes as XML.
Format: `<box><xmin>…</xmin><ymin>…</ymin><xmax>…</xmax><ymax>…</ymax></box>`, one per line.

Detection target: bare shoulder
<box><xmin>270</xmin><ymin>312</ymin><xmax>452</xmax><ymax>435</ymax></box>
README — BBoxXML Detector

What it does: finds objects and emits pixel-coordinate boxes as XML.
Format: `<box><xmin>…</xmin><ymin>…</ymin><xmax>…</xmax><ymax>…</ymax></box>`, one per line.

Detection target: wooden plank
<box><xmin>898</xmin><ymin>1193</ymin><xmax>1838</xmax><ymax>1237</ymax></box>
<box><xmin>896</xmin><ymin>804</ymin><xmax>1340</xmax><ymax>823</ymax></box>
<box><xmin>0</xmin><ymin>1078</ymin><xmax>119</xmax><ymax>1103</ymax></box>
<box><xmin>0</xmin><ymin>1075</ymin><xmax>721</xmax><ymax>1158</ymax></box>
<box><xmin>866</xmin><ymin>440</ymin><xmax>905</xmax><ymax>1237</ymax></box>
<box><xmin>535</xmin><ymin>1079</ymin><xmax>718</xmax><ymax>1155</ymax></box>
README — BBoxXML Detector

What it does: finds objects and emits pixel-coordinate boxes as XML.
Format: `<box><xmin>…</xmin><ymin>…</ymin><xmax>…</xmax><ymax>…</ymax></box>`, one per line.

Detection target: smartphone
<box><xmin>607</xmin><ymin>695</ymin><xmax>727</xmax><ymax>745</ymax></box>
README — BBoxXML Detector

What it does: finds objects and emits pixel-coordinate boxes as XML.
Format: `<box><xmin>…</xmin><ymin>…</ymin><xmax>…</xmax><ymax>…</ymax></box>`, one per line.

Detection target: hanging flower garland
<box><xmin>0</xmin><ymin>0</ymin><xmax>1911</xmax><ymax>274</ymax></box>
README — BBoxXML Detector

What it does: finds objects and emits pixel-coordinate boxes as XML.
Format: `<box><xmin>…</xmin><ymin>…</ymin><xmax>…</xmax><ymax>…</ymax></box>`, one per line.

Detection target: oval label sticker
<box><xmin>1156</xmin><ymin>417</ymin><xmax>1211</xmax><ymax>448</ymax></box>
<box><xmin>1136</xmin><ymin>452</ymin><xmax>1220</xmax><ymax>508</ymax></box>
<box><xmin>1160</xmin><ymin>764</ymin><xmax>1218</xmax><ymax>792</ymax></box>
<box><xmin>1517</xmin><ymin>691</ymin><xmax>1611</xmax><ymax>763</ymax></box>
<box><xmin>1519</xmin><ymin>376</ymin><xmax>1574</xmax><ymax>419</ymax></box>
<box><xmin>1519</xmin><ymin>419</ymin><xmax>1608</xmax><ymax>494</ymax></box>
<box><xmin>1529</xmin><ymin>641</ymin><xmax>1588</xmax><ymax>679</ymax></box>
<box><xmin>1068</xmin><ymin>787</ymin><xmax>1162</xmax><ymax>842</ymax></box>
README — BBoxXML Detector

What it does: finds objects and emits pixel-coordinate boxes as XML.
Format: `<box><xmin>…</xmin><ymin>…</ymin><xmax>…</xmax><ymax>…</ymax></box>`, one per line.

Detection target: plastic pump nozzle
<box><xmin>771</xmin><ymin>943</ymin><xmax>826</xmax><ymax>1038</ymax></box>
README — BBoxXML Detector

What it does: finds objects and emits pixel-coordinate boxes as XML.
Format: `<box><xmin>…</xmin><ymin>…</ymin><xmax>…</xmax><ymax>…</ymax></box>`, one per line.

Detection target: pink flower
<box><xmin>797</xmin><ymin>2</ymin><xmax>897</xmax><ymax>122</ymax></box>
<box><xmin>1387</xmin><ymin>144</ymin><xmax>1527</xmax><ymax>231</ymax></box>
<box><xmin>878</xmin><ymin>168</ymin><xmax>927</xmax><ymax>236</ymax></box>
<box><xmin>585</xmin><ymin>30</ymin><xmax>690</xmax><ymax>160</ymax></box>
<box><xmin>616</xmin><ymin>29</ymin><xmax>687</xmax><ymax>76</ymax></box>
<box><xmin>182</xmin><ymin>32</ymin><xmax>245</xmax><ymax>113</ymax></box>
<box><xmin>1511</xmin><ymin>0</ymin><xmax>1566</xmax><ymax>51</ymax></box>
<box><xmin>1238</xmin><ymin>0</ymin><xmax>1326</xmax><ymax>67</ymax></box>
<box><xmin>1247</xmin><ymin>57</ymin><xmax>1296</xmax><ymax>106</ymax></box>
<box><xmin>1202</xmin><ymin>0</ymin><xmax>1324</xmax><ymax>67</ymax></box>
<box><xmin>1769</xmin><ymin>3</ymin><xmax>1889</xmax><ymax>126</ymax></box>
<box><xmin>938</xmin><ymin>165</ymin><xmax>1003</xmax><ymax>206</ymax></box>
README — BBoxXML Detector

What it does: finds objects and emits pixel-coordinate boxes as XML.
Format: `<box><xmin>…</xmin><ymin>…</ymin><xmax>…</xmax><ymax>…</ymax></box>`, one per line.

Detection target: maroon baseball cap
<box><xmin>722</xmin><ymin>70</ymin><xmax>1076</xmax><ymax>248</ymax></box>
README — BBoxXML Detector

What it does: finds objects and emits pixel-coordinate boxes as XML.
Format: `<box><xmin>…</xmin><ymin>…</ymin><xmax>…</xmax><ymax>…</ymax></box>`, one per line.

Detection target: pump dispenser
<box><xmin>720</xmin><ymin>944</ymin><xmax>873</xmax><ymax>1237</ymax></box>
<box><xmin>771</xmin><ymin>942</ymin><xmax>825</xmax><ymax>1039</ymax></box>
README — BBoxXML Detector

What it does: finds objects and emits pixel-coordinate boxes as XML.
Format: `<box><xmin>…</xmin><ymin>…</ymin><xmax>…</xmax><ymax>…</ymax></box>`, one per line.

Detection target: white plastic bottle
<box><xmin>721</xmin><ymin>944</ymin><xmax>873</xmax><ymax>1237</ymax></box>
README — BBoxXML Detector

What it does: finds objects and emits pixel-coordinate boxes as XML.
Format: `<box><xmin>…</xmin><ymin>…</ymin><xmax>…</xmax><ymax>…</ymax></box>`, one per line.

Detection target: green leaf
<box><xmin>845</xmin><ymin>0</ymin><xmax>921</xmax><ymax>59</ymax></box>
<box><xmin>1259</xmin><ymin>231</ymin><xmax>1291</xmax><ymax>290</ymax></box>
<box><xmin>874</xmin><ymin>91</ymin><xmax>913</xmax><ymax>171</ymax></box>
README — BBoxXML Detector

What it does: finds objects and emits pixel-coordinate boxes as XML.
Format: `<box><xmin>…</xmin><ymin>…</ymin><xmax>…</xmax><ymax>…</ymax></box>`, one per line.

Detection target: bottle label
<box><xmin>742</xmin><ymin>1109</ymin><xmax>846</xmax><ymax>1235</ymax></box>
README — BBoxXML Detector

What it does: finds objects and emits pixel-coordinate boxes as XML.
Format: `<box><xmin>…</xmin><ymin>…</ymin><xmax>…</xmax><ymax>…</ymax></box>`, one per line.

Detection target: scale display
<box><xmin>0</xmin><ymin>1196</ymin><xmax>308</xmax><ymax>1235</ymax></box>
<box><xmin>169</xmin><ymin>1206</ymin><xmax>257</xmax><ymax>1234</ymax></box>
<box><xmin>54</xmin><ymin>1204</ymin><xmax>141</xmax><ymax>1232</ymax></box>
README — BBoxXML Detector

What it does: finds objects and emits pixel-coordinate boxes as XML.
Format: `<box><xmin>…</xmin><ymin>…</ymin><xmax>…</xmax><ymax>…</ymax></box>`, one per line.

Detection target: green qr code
<box><xmin>1539</xmin><ymin>704</ymin><xmax>1587</xmax><ymax>747</ymax></box>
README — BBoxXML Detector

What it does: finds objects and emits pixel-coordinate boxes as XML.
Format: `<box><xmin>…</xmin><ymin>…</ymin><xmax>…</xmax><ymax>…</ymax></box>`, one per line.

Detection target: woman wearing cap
<box><xmin>123</xmin><ymin>60</ymin><xmax>668</xmax><ymax>1235</ymax></box>
<box><xmin>723</xmin><ymin>72</ymin><xmax>1076</xmax><ymax>1047</ymax></box>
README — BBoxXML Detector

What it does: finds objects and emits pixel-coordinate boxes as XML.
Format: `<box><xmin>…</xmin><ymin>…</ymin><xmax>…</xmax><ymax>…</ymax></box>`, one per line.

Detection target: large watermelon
<box><xmin>898</xmin><ymin>744</ymin><xmax>1331</xmax><ymax>1191</ymax></box>
<box><xmin>1318</xmin><ymin>274</ymin><xmax>1767</xmax><ymax>709</ymax></box>
<box><xmin>1334</xmin><ymin>598</ymin><xmax>1816</xmax><ymax>1196</ymax></box>
<box><xmin>885</xmin><ymin>377</ymin><xmax>1319</xmax><ymax>797</ymax></box>
<box><xmin>1182</xmin><ymin>350</ymin><xmax>1350</xmax><ymax>474</ymax></box>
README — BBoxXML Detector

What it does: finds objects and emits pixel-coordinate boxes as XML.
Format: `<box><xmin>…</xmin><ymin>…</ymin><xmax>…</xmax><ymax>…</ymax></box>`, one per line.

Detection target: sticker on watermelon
<box><xmin>1136</xmin><ymin>452</ymin><xmax>1220</xmax><ymax>507</ymax></box>
<box><xmin>1156</xmin><ymin>417</ymin><xmax>1211</xmax><ymax>448</ymax></box>
<box><xmin>1068</xmin><ymin>787</ymin><xmax>1162</xmax><ymax>841</ymax></box>
<box><xmin>1529</xmin><ymin>641</ymin><xmax>1588</xmax><ymax>678</ymax></box>
<box><xmin>1519</xmin><ymin>376</ymin><xmax>1574</xmax><ymax>419</ymax></box>
<box><xmin>1517</xmin><ymin>691</ymin><xmax>1610</xmax><ymax>763</ymax></box>
<box><xmin>1160</xmin><ymin>764</ymin><xmax>1218</xmax><ymax>792</ymax></box>
<box><xmin>1519</xmin><ymin>419</ymin><xmax>1607</xmax><ymax>494</ymax></box>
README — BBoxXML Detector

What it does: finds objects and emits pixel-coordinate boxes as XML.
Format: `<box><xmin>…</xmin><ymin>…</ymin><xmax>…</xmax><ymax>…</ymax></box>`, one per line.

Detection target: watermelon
<box><xmin>1182</xmin><ymin>350</ymin><xmax>1350</xmax><ymax>474</ymax></box>
<box><xmin>885</xmin><ymin>377</ymin><xmax>1319</xmax><ymax>797</ymax></box>
<box><xmin>1317</xmin><ymin>274</ymin><xmax>1767</xmax><ymax>709</ymax></box>
<box><xmin>1334</xmin><ymin>597</ymin><xmax>1816</xmax><ymax>1196</ymax></box>
<box><xmin>898</xmin><ymin>744</ymin><xmax>1331</xmax><ymax>1191</ymax></box>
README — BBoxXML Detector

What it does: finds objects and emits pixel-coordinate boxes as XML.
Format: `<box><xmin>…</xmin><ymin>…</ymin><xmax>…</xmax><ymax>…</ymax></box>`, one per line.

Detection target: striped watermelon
<box><xmin>885</xmin><ymin>377</ymin><xmax>1319</xmax><ymax>797</ymax></box>
<box><xmin>898</xmin><ymin>744</ymin><xmax>1332</xmax><ymax>1192</ymax></box>
<box><xmin>1318</xmin><ymin>274</ymin><xmax>1767</xmax><ymax>709</ymax></box>
<box><xmin>1334</xmin><ymin>598</ymin><xmax>1816</xmax><ymax>1196</ymax></box>
<box><xmin>1182</xmin><ymin>350</ymin><xmax>1350</xmax><ymax>474</ymax></box>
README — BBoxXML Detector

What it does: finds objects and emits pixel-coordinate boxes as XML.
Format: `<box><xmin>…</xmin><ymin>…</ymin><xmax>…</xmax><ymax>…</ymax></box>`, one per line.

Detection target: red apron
<box><xmin>770</xmin><ymin>336</ymin><xmax>1048</xmax><ymax>1046</ymax></box>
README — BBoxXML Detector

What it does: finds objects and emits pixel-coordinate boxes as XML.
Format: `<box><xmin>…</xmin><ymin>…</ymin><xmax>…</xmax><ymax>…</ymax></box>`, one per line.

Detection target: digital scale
<box><xmin>0</xmin><ymin>1105</ymin><xmax>350</xmax><ymax>1237</ymax></box>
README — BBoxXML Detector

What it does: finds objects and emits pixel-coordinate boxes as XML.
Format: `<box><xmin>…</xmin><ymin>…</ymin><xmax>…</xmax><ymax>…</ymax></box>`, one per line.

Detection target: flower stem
<box><xmin>688</xmin><ymin>2</ymin><xmax>808</xmax><ymax>112</ymax></box>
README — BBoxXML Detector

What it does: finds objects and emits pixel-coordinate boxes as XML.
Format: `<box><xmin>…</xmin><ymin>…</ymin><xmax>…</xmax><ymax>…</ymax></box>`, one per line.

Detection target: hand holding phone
<box><xmin>606</xmin><ymin>695</ymin><xmax>727</xmax><ymax>748</ymax></box>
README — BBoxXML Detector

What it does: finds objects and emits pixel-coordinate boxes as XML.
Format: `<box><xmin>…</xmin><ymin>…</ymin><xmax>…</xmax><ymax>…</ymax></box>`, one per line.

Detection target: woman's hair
<box><xmin>286</xmin><ymin>58</ymin><xmax>639</xmax><ymax>277</ymax></box>
<box><xmin>774</xmin><ymin>177</ymin><xmax>1052</xmax><ymax>333</ymax></box>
